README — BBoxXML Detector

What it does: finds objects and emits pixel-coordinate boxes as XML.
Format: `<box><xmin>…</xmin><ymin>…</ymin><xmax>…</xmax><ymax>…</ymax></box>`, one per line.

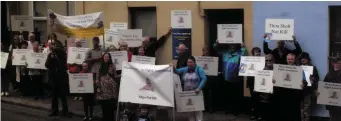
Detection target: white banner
<box><xmin>48</xmin><ymin>10</ymin><xmax>104</xmax><ymax>38</ymax></box>
<box><xmin>175</xmin><ymin>91</ymin><xmax>205</xmax><ymax>112</ymax></box>
<box><xmin>317</xmin><ymin>82</ymin><xmax>341</xmax><ymax>107</ymax></box>
<box><xmin>12</xmin><ymin>49</ymin><xmax>30</xmax><ymax>65</ymax></box>
<box><xmin>239</xmin><ymin>56</ymin><xmax>266</xmax><ymax>76</ymax></box>
<box><xmin>194</xmin><ymin>56</ymin><xmax>219</xmax><ymax>76</ymax></box>
<box><xmin>11</xmin><ymin>15</ymin><xmax>34</xmax><ymax>32</ymax></box>
<box><xmin>67</xmin><ymin>47</ymin><xmax>90</xmax><ymax>64</ymax></box>
<box><xmin>171</xmin><ymin>10</ymin><xmax>192</xmax><ymax>29</ymax></box>
<box><xmin>254</xmin><ymin>70</ymin><xmax>274</xmax><ymax>93</ymax></box>
<box><xmin>173</xmin><ymin>74</ymin><xmax>183</xmax><ymax>92</ymax></box>
<box><xmin>301</xmin><ymin>66</ymin><xmax>314</xmax><ymax>87</ymax></box>
<box><xmin>273</xmin><ymin>64</ymin><xmax>303</xmax><ymax>90</ymax></box>
<box><xmin>69</xmin><ymin>73</ymin><xmax>94</xmax><ymax>93</ymax></box>
<box><xmin>118</xmin><ymin>62</ymin><xmax>174</xmax><ymax>107</ymax></box>
<box><xmin>67</xmin><ymin>38</ymin><xmax>91</xmax><ymax>48</ymax></box>
<box><xmin>1</xmin><ymin>52</ymin><xmax>9</xmax><ymax>69</ymax></box>
<box><xmin>118</xmin><ymin>29</ymin><xmax>143</xmax><ymax>47</ymax></box>
<box><xmin>27</xmin><ymin>52</ymin><xmax>47</xmax><ymax>69</ymax></box>
<box><xmin>110</xmin><ymin>22</ymin><xmax>127</xmax><ymax>31</ymax></box>
<box><xmin>132</xmin><ymin>55</ymin><xmax>156</xmax><ymax>65</ymax></box>
<box><xmin>265</xmin><ymin>19</ymin><xmax>294</xmax><ymax>40</ymax></box>
<box><xmin>109</xmin><ymin>51</ymin><xmax>128</xmax><ymax>70</ymax></box>
<box><xmin>217</xmin><ymin>24</ymin><xmax>243</xmax><ymax>43</ymax></box>
<box><xmin>104</xmin><ymin>29</ymin><xmax>119</xmax><ymax>48</ymax></box>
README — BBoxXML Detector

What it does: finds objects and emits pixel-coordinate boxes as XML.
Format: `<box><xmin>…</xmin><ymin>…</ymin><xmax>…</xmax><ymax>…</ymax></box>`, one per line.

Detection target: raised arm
<box><xmin>263</xmin><ymin>34</ymin><xmax>272</xmax><ymax>54</ymax></box>
<box><xmin>292</xmin><ymin>37</ymin><xmax>302</xmax><ymax>56</ymax></box>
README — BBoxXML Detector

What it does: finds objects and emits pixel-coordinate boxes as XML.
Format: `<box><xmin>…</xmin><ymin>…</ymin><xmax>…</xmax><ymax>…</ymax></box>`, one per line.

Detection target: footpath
<box><xmin>1</xmin><ymin>91</ymin><xmax>251</xmax><ymax>121</ymax></box>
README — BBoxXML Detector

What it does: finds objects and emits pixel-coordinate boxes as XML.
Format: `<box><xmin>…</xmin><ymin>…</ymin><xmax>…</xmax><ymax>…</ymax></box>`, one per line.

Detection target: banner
<box><xmin>172</xmin><ymin>29</ymin><xmax>192</xmax><ymax>59</ymax></box>
<box><xmin>67</xmin><ymin>47</ymin><xmax>90</xmax><ymax>64</ymax></box>
<box><xmin>26</xmin><ymin>53</ymin><xmax>47</xmax><ymax>69</ymax></box>
<box><xmin>273</xmin><ymin>64</ymin><xmax>303</xmax><ymax>90</ymax></box>
<box><xmin>254</xmin><ymin>70</ymin><xmax>274</xmax><ymax>93</ymax></box>
<box><xmin>301</xmin><ymin>66</ymin><xmax>314</xmax><ymax>86</ymax></box>
<box><xmin>109</xmin><ymin>51</ymin><xmax>128</xmax><ymax>70</ymax></box>
<box><xmin>175</xmin><ymin>91</ymin><xmax>205</xmax><ymax>112</ymax></box>
<box><xmin>217</xmin><ymin>24</ymin><xmax>243</xmax><ymax>43</ymax></box>
<box><xmin>317</xmin><ymin>82</ymin><xmax>341</xmax><ymax>107</ymax></box>
<box><xmin>1</xmin><ymin>52</ymin><xmax>9</xmax><ymax>69</ymax></box>
<box><xmin>173</xmin><ymin>74</ymin><xmax>183</xmax><ymax>92</ymax></box>
<box><xmin>69</xmin><ymin>73</ymin><xmax>94</xmax><ymax>93</ymax></box>
<box><xmin>265</xmin><ymin>19</ymin><xmax>294</xmax><ymax>40</ymax></box>
<box><xmin>104</xmin><ymin>29</ymin><xmax>119</xmax><ymax>48</ymax></box>
<box><xmin>67</xmin><ymin>38</ymin><xmax>91</xmax><ymax>48</ymax></box>
<box><xmin>118</xmin><ymin>62</ymin><xmax>174</xmax><ymax>107</ymax></box>
<box><xmin>194</xmin><ymin>56</ymin><xmax>218</xmax><ymax>76</ymax></box>
<box><xmin>239</xmin><ymin>56</ymin><xmax>266</xmax><ymax>76</ymax></box>
<box><xmin>12</xmin><ymin>49</ymin><xmax>30</xmax><ymax>65</ymax></box>
<box><xmin>110</xmin><ymin>22</ymin><xmax>127</xmax><ymax>31</ymax></box>
<box><xmin>118</xmin><ymin>29</ymin><xmax>143</xmax><ymax>47</ymax></box>
<box><xmin>132</xmin><ymin>55</ymin><xmax>156</xmax><ymax>65</ymax></box>
<box><xmin>171</xmin><ymin>10</ymin><xmax>192</xmax><ymax>29</ymax></box>
<box><xmin>48</xmin><ymin>10</ymin><xmax>104</xmax><ymax>38</ymax></box>
<box><xmin>11</xmin><ymin>15</ymin><xmax>34</xmax><ymax>32</ymax></box>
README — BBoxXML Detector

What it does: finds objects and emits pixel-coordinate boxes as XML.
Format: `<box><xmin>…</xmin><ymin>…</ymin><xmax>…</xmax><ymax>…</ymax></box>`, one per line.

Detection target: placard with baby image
<box><xmin>317</xmin><ymin>82</ymin><xmax>341</xmax><ymax>107</ymax></box>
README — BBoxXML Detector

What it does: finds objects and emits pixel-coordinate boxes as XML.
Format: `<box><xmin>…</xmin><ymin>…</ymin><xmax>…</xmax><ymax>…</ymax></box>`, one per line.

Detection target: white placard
<box><xmin>12</xmin><ymin>49</ymin><xmax>30</xmax><ymax>65</ymax></box>
<box><xmin>26</xmin><ymin>52</ymin><xmax>47</xmax><ymax>69</ymax></box>
<box><xmin>1</xmin><ymin>52</ymin><xmax>9</xmax><ymax>69</ymax></box>
<box><xmin>118</xmin><ymin>62</ymin><xmax>174</xmax><ymax>107</ymax></box>
<box><xmin>110</xmin><ymin>22</ymin><xmax>128</xmax><ymax>31</ymax></box>
<box><xmin>69</xmin><ymin>73</ymin><xmax>94</xmax><ymax>93</ymax></box>
<box><xmin>67</xmin><ymin>47</ymin><xmax>90</xmax><ymax>64</ymax></box>
<box><xmin>265</xmin><ymin>19</ymin><xmax>294</xmax><ymax>40</ymax></box>
<box><xmin>239</xmin><ymin>56</ymin><xmax>266</xmax><ymax>76</ymax></box>
<box><xmin>67</xmin><ymin>38</ymin><xmax>90</xmax><ymax>48</ymax></box>
<box><xmin>132</xmin><ymin>55</ymin><xmax>156</xmax><ymax>65</ymax></box>
<box><xmin>173</xmin><ymin>74</ymin><xmax>183</xmax><ymax>92</ymax></box>
<box><xmin>118</xmin><ymin>29</ymin><xmax>143</xmax><ymax>47</ymax></box>
<box><xmin>11</xmin><ymin>15</ymin><xmax>34</xmax><ymax>32</ymax></box>
<box><xmin>317</xmin><ymin>82</ymin><xmax>341</xmax><ymax>107</ymax></box>
<box><xmin>254</xmin><ymin>70</ymin><xmax>274</xmax><ymax>93</ymax></box>
<box><xmin>217</xmin><ymin>24</ymin><xmax>243</xmax><ymax>43</ymax></box>
<box><xmin>175</xmin><ymin>91</ymin><xmax>205</xmax><ymax>112</ymax></box>
<box><xmin>194</xmin><ymin>56</ymin><xmax>219</xmax><ymax>76</ymax></box>
<box><xmin>301</xmin><ymin>66</ymin><xmax>314</xmax><ymax>87</ymax></box>
<box><xmin>171</xmin><ymin>10</ymin><xmax>192</xmax><ymax>29</ymax></box>
<box><xmin>109</xmin><ymin>51</ymin><xmax>128</xmax><ymax>70</ymax></box>
<box><xmin>104</xmin><ymin>29</ymin><xmax>119</xmax><ymax>48</ymax></box>
<box><xmin>273</xmin><ymin>64</ymin><xmax>303</xmax><ymax>90</ymax></box>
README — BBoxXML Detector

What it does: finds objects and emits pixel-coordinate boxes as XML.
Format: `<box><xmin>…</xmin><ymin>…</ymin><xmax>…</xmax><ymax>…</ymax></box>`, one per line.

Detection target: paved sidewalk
<box><xmin>1</xmin><ymin>92</ymin><xmax>251</xmax><ymax>121</ymax></box>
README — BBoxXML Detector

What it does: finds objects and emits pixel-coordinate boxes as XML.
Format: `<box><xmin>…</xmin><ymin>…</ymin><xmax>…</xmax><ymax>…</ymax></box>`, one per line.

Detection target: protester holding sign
<box><xmin>263</xmin><ymin>34</ymin><xmax>302</xmax><ymax>64</ymax></box>
<box><xmin>67</xmin><ymin>39</ymin><xmax>84</xmax><ymax>101</ymax></box>
<box><xmin>214</xmin><ymin>40</ymin><xmax>246</xmax><ymax>116</ymax></box>
<box><xmin>80</xmin><ymin>62</ymin><xmax>95</xmax><ymax>121</ymax></box>
<box><xmin>16</xmin><ymin>41</ymin><xmax>31</xmax><ymax>96</ymax></box>
<box><xmin>29</xmin><ymin>41</ymin><xmax>44</xmax><ymax>100</ymax></box>
<box><xmin>174</xmin><ymin>56</ymin><xmax>207</xmax><ymax>121</ymax></box>
<box><xmin>118</xmin><ymin>42</ymin><xmax>132</xmax><ymax>62</ymax></box>
<box><xmin>8</xmin><ymin>35</ymin><xmax>21</xmax><ymax>92</ymax></box>
<box><xmin>85</xmin><ymin>37</ymin><xmax>105</xmax><ymax>74</ymax></box>
<box><xmin>201</xmin><ymin>46</ymin><xmax>215</xmax><ymax>113</ymax></box>
<box><xmin>320</xmin><ymin>57</ymin><xmax>341</xmax><ymax>121</ymax></box>
<box><xmin>95</xmin><ymin>52</ymin><xmax>119</xmax><ymax>121</ymax></box>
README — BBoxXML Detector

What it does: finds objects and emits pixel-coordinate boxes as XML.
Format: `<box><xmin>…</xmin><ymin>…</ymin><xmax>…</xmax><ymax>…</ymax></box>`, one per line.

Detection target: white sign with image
<box><xmin>317</xmin><ymin>82</ymin><xmax>341</xmax><ymax>107</ymax></box>
<box><xmin>175</xmin><ymin>91</ymin><xmax>205</xmax><ymax>112</ymax></box>
<box><xmin>118</xmin><ymin>29</ymin><xmax>143</xmax><ymax>47</ymax></box>
<box><xmin>171</xmin><ymin>10</ymin><xmax>192</xmax><ymax>29</ymax></box>
<box><xmin>27</xmin><ymin>52</ymin><xmax>47</xmax><ymax>69</ymax></box>
<box><xmin>69</xmin><ymin>73</ymin><xmax>94</xmax><ymax>93</ymax></box>
<box><xmin>12</xmin><ymin>49</ymin><xmax>31</xmax><ymax>65</ymax></box>
<box><xmin>110</xmin><ymin>22</ymin><xmax>127</xmax><ymax>31</ymax></box>
<box><xmin>104</xmin><ymin>29</ymin><xmax>119</xmax><ymax>48</ymax></box>
<box><xmin>1</xmin><ymin>52</ymin><xmax>9</xmax><ymax>69</ymax></box>
<box><xmin>67</xmin><ymin>38</ymin><xmax>90</xmax><ymax>48</ymax></box>
<box><xmin>11</xmin><ymin>15</ymin><xmax>34</xmax><ymax>32</ymax></box>
<box><xmin>265</xmin><ymin>19</ymin><xmax>294</xmax><ymax>40</ymax></box>
<box><xmin>132</xmin><ymin>55</ymin><xmax>156</xmax><ymax>65</ymax></box>
<box><xmin>67</xmin><ymin>47</ymin><xmax>90</xmax><ymax>65</ymax></box>
<box><xmin>239</xmin><ymin>56</ymin><xmax>266</xmax><ymax>76</ymax></box>
<box><xmin>254</xmin><ymin>70</ymin><xmax>274</xmax><ymax>93</ymax></box>
<box><xmin>194</xmin><ymin>56</ymin><xmax>219</xmax><ymax>76</ymax></box>
<box><xmin>273</xmin><ymin>64</ymin><xmax>303</xmax><ymax>90</ymax></box>
<box><xmin>109</xmin><ymin>51</ymin><xmax>128</xmax><ymax>70</ymax></box>
<box><xmin>217</xmin><ymin>24</ymin><xmax>243</xmax><ymax>43</ymax></box>
<box><xmin>301</xmin><ymin>66</ymin><xmax>314</xmax><ymax>87</ymax></box>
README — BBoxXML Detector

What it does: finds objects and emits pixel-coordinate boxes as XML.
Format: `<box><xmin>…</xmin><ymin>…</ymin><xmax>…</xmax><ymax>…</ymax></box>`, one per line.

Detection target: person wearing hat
<box><xmin>319</xmin><ymin>57</ymin><xmax>341</xmax><ymax>121</ymax></box>
<box><xmin>298</xmin><ymin>52</ymin><xmax>319</xmax><ymax>121</ymax></box>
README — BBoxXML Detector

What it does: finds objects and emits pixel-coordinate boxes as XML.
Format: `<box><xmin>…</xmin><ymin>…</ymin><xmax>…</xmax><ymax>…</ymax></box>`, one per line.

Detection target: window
<box><xmin>129</xmin><ymin>7</ymin><xmax>157</xmax><ymax>38</ymax></box>
<box><xmin>329</xmin><ymin>6</ymin><xmax>341</xmax><ymax>70</ymax></box>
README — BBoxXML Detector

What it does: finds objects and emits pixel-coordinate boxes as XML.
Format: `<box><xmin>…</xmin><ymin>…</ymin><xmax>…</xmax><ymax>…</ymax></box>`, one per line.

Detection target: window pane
<box><xmin>34</xmin><ymin>20</ymin><xmax>47</xmax><ymax>42</ymax></box>
<box><xmin>33</xmin><ymin>1</ymin><xmax>47</xmax><ymax>17</ymax></box>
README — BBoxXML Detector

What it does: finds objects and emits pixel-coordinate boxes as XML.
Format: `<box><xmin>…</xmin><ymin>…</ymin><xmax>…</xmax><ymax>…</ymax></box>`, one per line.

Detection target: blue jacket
<box><xmin>175</xmin><ymin>66</ymin><xmax>207</xmax><ymax>90</ymax></box>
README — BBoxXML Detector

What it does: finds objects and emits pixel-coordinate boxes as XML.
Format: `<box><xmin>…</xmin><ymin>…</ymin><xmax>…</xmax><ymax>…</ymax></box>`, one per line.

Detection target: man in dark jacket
<box><xmin>263</xmin><ymin>34</ymin><xmax>302</xmax><ymax>64</ymax></box>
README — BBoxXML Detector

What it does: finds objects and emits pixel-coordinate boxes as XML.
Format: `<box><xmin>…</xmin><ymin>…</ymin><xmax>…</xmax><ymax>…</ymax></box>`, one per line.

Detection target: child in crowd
<box><xmin>80</xmin><ymin>62</ymin><xmax>95</xmax><ymax>121</ymax></box>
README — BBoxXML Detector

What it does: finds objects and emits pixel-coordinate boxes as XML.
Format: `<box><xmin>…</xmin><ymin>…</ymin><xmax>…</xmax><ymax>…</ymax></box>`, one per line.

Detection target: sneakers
<box><xmin>78</xmin><ymin>97</ymin><xmax>83</xmax><ymax>101</ymax></box>
<box><xmin>1</xmin><ymin>92</ymin><xmax>4</xmax><ymax>96</ymax></box>
<box><xmin>1</xmin><ymin>92</ymin><xmax>9</xmax><ymax>96</ymax></box>
<box><xmin>83</xmin><ymin>117</ymin><xmax>88</xmax><ymax>121</ymax></box>
<box><xmin>74</xmin><ymin>97</ymin><xmax>78</xmax><ymax>100</ymax></box>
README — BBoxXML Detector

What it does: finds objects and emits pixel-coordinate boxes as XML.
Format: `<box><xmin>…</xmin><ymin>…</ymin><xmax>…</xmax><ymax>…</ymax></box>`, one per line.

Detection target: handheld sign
<box><xmin>27</xmin><ymin>52</ymin><xmax>47</xmax><ymax>69</ymax></box>
<box><xmin>254</xmin><ymin>70</ymin><xmax>274</xmax><ymax>93</ymax></box>
<box><xmin>317</xmin><ymin>82</ymin><xmax>341</xmax><ymax>107</ymax></box>
<box><xmin>175</xmin><ymin>91</ymin><xmax>205</xmax><ymax>112</ymax></box>
<box><xmin>12</xmin><ymin>49</ymin><xmax>30</xmax><ymax>65</ymax></box>
<box><xmin>109</xmin><ymin>51</ymin><xmax>128</xmax><ymax>70</ymax></box>
<box><xmin>273</xmin><ymin>64</ymin><xmax>303</xmax><ymax>90</ymax></box>
<box><xmin>265</xmin><ymin>19</ymin><xmax>294</xmax><ymax>41</ymax></box>
<box><xmin>217</xmin><ymin>24</ymin><xmax>243</xmax><ymax>43</ymax></box>
<box><xmin>194</xmin><ymin>56</ymin><xmax>219</xmax><ymax>76</ymax></box>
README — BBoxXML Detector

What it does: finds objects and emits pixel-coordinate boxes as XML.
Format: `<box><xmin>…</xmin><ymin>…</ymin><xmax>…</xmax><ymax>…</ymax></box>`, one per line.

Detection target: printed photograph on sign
<box><xmin>273</xmin><ymin>64</ymin><xmax>303</xmax><ymax>90</ymax></box>
<box><xmin>171</xmin><ymin>10</ymin><xmax>192</xmax><ymax>29</ymax></box>
<box><xmin>67</xmin><ymin>47</ymin><xmax>90</xmax><ymax>65</ymax></box>
<box><xmin>317</xmin><ymin>82</ymin><xmax>341</xmax><ymax>107</ymax></box>
<box><xmin>175</xmin><ymin>91</ymin><xmax>205</xmax><ymax>112</ymax></box>
<box><xmin>265</xmin><ymin>19</ymin><xmax>294</xmax><ymax>41</ymax></box>
<box><xmin>104</xmin><ymin>29</ymin><xmax>119</xmax><ymax>48</ymax></box>
<box><xmin>239</xmin><ymin>56</ymin><xmax>265</xmax><ymax>76</ymax></box>
<box><xmin>11</xmin><ymin>15</ymin><xmax>34</xmax><ymax>32</ymax></box>
<box><xmin>140</xmin><ymin>78</ymin><xmax>154</xmax><ymax>92</ymax></box>
<box><xmin>27</xmin><ymin>53</ymin><xmax>47</xmax><ymax>69</ymax></box>
<box><xmin>254</xmin><ymin>70</ymin><xmax>274</xmax><ymax>93</ymax></box>
<box><xmin>109</xmin><ymin>51</ymin><xmax>128</xmax><ymax>70</ymax></box>
<box><xmin>217</xmin><ymin>24</ymin><xmax>243</xmax><ymax>43</ymax></box>
<box><xmin>69</xmin><ymin>73</ymin><xmax>94</xmax><ymax>93</ymax></box>
<box><xmin>301</xmin><ymin>66</ymin><xmax>314</xmax><ymax>86</ymax></box>
<box><xmin>194</xmin><ymin>56</ymin><xmax>218</xmax><ymax>76</ymax></box>
<box><xmin>12</xmin><ymin>49</ymin><xmax>30</xmax><ymax>65</ymax></box>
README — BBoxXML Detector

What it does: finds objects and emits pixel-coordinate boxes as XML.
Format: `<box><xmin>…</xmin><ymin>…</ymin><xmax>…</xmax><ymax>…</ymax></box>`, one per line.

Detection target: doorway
<box><xmin>329</xmin><ymin>6</ymin><xmax>341</xmax><ymax>70</ymax></box>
